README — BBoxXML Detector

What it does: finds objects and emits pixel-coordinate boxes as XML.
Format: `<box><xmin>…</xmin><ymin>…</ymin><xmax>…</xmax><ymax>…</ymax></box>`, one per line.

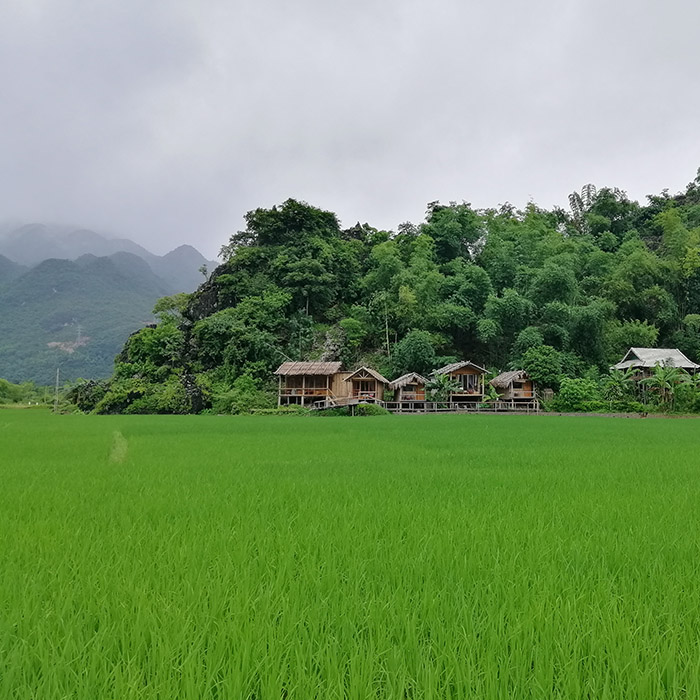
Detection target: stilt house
<box><xmin>388</xmin><ymin>372</ymin><xmax>429</xmax><ymax>403</ymax></box>
<box><xmin>489</xmin><ymin>370</ymin><xmax>535</xmax><ymax>401</ymax></box>
<box><xmin>433</xmin><ymin>361</ymin><xmax>486</xmax><ymax>402</ymax></box>
<box><xmin>612</xmin><ymin>347</ymin><xmax>700</xmax><ymax>376</ymax></box>
<box><xmin>344</xmin><ymin>367</ymin><xmax>390</xmax><ymax>401</ymax></box>
<box><xmin>275</xmin><ymin>361</ymin><xmax>350</xmax><ymax>406</ymax></box>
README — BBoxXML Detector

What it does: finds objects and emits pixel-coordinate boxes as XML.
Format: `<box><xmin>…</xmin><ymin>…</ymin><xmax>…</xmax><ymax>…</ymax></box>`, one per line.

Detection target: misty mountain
<box><xmin>0</xmin><ymin>253</ymin><xmax>174</xmax><ymax>384</ymax></box>
<box><xmin>0</xmin><ymin>223</ymin><xmax>216</xmax><ymax>293</ymax></box>
<box><xmin>0</xmin><ymin>222</ymin><xmax>220</xmax><ymax>383</ymax></box>
<box><xmin>0</xmin><ymin>255</ymin><xmax>27</xmax><ymax>285</ymax></box>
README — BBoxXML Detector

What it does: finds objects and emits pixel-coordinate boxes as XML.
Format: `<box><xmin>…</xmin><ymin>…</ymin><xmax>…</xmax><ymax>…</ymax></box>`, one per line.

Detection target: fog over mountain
<box><xmin>0</xmin><ymin>222</ymin><xmax>217</xmax><ymax>384</ymax></box>
<box><xmin>1</xmin><ymin>0</ymin><xmax>699</xmax><ymax>258</ymax></box>
<box><xmin>0</xmin><ymin>223</ymin><xmax>216</xmax><ymax>293</ymax></box>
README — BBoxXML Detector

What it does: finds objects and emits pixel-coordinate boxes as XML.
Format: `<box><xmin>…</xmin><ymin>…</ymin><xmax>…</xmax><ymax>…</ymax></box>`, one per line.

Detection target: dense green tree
<box><xmin>81</xmin><ymin>176</ymin><xmax>700</xmax><ymax>414</ymax></box>
<box><xmin>521</xmin><ymin>345</ymin><xmax>562</xmax><ymax>390</ymax></box>
<box><xmin>390</xmin><ymin>330</ymin><xmax>437</xmax><ymax>377</ymax></box>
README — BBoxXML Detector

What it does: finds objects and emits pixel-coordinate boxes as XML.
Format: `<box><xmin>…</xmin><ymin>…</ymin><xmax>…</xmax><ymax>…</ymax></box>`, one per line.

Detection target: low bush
<box><xmin>354</xmin><ymin>403</ymin><xmax>391</xmax><ymax>416</ymax></box>
<box><xmin>251</xmin><ymin>405</ymin><xmax>311</xmax><ymax>416</ymax></box>
<box><xmin>552</xmin><ymin>378</ymin><xmax>602</xmax><ymax>412</ymax></box>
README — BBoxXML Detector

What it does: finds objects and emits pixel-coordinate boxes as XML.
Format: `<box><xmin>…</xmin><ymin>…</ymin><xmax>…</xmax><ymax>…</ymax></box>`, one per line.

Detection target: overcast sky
<box><xmin>1</xmin><ymin>0</ymin><xmax>699</xmax><ymax>258</ymax></box>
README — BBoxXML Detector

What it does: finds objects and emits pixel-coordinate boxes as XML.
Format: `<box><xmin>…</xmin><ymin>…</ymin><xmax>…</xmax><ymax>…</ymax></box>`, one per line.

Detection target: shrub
<box><xmin>522</xmin><ymin>345</ymin><xmax>562</xmax><ymax>390</ymax></box>
<box><xmin>554</xmin><ymin>378</ymin><xmax>602</xmax><ymax>412</ymax></box>
<box><xmin>211</xmin><ymin>374</ymin><xmax>275</xmax><ymax>414</ymax></box>
<box><xmin>66</xmin><ymin>380</ymin><xmax>109</xmax><ymax>413</ymax></box>
<box><xmin>354</xmin><ymin>403</ymin><xmax>391</xmax><ymax>416</ymax></box>
<box><xmin>251</xmin><ymin>406</ymin><xmax>311</xmax><ymax>416</ymax></box>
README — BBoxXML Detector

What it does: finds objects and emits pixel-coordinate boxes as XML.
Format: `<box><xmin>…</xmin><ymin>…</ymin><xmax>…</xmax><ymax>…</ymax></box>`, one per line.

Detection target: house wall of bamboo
<box><xmin>500</xmin><ymin>379</ymin><xmax>535</xmax><ymax>400</ymax></box>
<box><xmin>449</xmin><ymin>367</ymin><xmax>485</xmax><ymax>397</ymax></box>
<box><xmin>331</xmin><ymin>372</ymin><xmax>353</xmax><ymax>399</ymax></box>
<box><xmin>396</xmin><ymin>385</ymin><xmax>426</xmax><ymax>402</ymax></box>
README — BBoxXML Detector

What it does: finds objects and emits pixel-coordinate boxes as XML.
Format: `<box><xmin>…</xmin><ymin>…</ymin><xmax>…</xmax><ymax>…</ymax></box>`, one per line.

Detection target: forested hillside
<box><xmin>0</xmin><ymin>224</ymin><xmax>216</xmax><ymax>384</ymax></box>
<box><xmin>86</xmin><ymin>171</ymin><xmax>700</xmax><ymax>414</ymax></box>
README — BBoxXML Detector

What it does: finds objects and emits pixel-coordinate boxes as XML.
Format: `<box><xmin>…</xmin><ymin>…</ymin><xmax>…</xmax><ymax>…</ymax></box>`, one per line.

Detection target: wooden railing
<box><xmin>384</xmin><ymin>400</ymin><xmax>540</xmax><ymax>414</ymax></box>
<box><xmin>399</xmin><ymin>392</ymin><xmax>426</xmax><ymax>401</ymax></box>
<box><xmin>279</xmin><ymin>387</ymin><xmax>330</xmax><ymax>397</ymax></box>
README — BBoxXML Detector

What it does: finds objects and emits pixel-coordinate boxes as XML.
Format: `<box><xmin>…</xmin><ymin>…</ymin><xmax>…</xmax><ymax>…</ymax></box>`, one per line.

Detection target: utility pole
<box><xmin>53</xmin><ymin>367</ymin><xmax>60</xmax><ymax>414</ymax></box>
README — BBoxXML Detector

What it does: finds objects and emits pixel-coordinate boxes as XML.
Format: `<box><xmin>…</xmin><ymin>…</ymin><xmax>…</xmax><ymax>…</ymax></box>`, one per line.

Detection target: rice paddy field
<box><xmin>2</xmin><ymin>411</ymin><xmax>700</xmax><ymax>698</ymax></box>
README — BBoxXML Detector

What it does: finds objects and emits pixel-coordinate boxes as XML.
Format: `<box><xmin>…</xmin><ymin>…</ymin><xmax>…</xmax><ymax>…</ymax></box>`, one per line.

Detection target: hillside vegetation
<box><xmin>0</xmin><ymin>225</ymin><xmax>216</xmax><ymax>384</ymax></box>
<box><xmin>87</xmin><ymin>171</ymin><xmax>700</xmax><ymax>414</ymax></box>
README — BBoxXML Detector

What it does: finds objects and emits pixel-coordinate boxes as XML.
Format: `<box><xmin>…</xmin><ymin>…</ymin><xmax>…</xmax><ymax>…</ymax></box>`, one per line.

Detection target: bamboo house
<box><xmin>344</xmin><ymin>367</ymin><xmax>390</xmax><ymax>401</ymax></box>
<box><xmin>275</xmin><ymin>361</ymin><xmax>348</xmax><ymax>406</ymax></box>
<box><xmin>432</xmin><ymin>361</ymin><xmax>486</xmax><ymax>402</ymax></box>
<box><xmin>388</xmin><ymin>372</ymin><xmax>429</xmax><ymax>404</ymax></box>
<box><xmin>489</xmin><ymin>370</ymin><xmax>535</xmax><ymax>402</ymax></box>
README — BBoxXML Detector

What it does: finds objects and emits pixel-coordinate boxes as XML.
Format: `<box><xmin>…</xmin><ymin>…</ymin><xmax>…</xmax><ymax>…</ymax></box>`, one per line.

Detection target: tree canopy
<box><xmin>85</xmin><ymin>170</ymin><xmax>700</xmax><ymax>413</ymax></box>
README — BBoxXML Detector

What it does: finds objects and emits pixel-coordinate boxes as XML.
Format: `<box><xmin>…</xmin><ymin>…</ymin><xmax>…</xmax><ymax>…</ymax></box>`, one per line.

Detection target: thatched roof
<box><xmin>490</xmin><ymin>369</ymin><xmax>529</xmax><ymax>389</ymax></box>
<box><xmin>612</xmin><ymin>347</ymin><xmax>700</xmax><ymax>371</ymax></box>
<box><xmin>433</xmin><ymin>360</ymin><xmax>486</xmax><ymax>375</ymax></box>
<box><xmin>388</xmin><ymin>372</ymin><xmax>429</xmax><ymax>391</ymax></box>
<box><xmin>344</xmin><ymin>366</ymin><xmax>390</xmax><ymax>384</ymax></box>
<box><xmin>274</xmin><ymin>361</ymin><xmax>342</xmax><ymax>376</ymax></box>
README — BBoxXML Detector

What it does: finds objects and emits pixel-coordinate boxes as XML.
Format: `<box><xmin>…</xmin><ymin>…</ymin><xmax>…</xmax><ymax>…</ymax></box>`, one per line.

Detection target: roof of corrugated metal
<box><xmin>612</xmin><ymin>348</ymin><xmax>700</xmax><ymax>370</ymax></box>
<box><xmin>274</xmin><ymin>361</ymin><xmax>342</xmax><ymax>376</ymax></box>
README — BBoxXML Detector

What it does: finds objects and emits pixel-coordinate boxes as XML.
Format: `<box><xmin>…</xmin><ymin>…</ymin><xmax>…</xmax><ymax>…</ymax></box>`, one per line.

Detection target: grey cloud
<box><xmin>0</xmin><ymin>0</ymin><xmax>699</xmax><ymax>258</ymax></box>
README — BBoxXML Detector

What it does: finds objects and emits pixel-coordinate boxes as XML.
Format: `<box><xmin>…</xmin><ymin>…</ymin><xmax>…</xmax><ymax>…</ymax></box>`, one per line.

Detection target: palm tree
<box><xmin>601</xmin><ymin>367</ymin><xmax>638</xmax><ymax>404</ymax></box>
<box><xmin>640</xmin><ymin>365</ymin><xmax>690</xmax><ymax>409</ymax></box>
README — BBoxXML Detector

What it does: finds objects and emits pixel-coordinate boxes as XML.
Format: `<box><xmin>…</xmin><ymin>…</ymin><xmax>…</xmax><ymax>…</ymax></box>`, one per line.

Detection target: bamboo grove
<box><xmin>71</xmin><ymin>170</ymin><xmax>700</xmax><ymax>414</ymax></box>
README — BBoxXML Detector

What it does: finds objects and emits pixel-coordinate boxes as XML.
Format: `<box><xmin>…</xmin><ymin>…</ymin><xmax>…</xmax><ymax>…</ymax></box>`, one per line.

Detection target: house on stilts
<box><xmin>388</xmin><ymin>372</ymin><xmax>429</xmax><ymax>409</ymax></box>
<box><xmin>489</xmin><ymin>370</ymin><xmax>536</xmax><ymax>403</ymax></box>
<box><xmin>344</xmin><ymin>366</ymin><xmax>390</xmax><ymax>401</ymax></box>
<box><xmin>274</xmin><ymin>359</ymin><xmax>540</xmax><ymax>413</ymax></box>
<box><xmin>432</xmin><ymin>361</ymin><xmax>487</xmax><ymax>404</ymax></box>
<box><xmin>275</xmin><ymin>361</ymin><xmax>348</xmax><ymax>407</ymax></box>
<box><xmin>612</xmin><ymin>347</ymin><xmax>700</xmax><ymax>377</ymax></box>
<box><xmin>274</xmin><ymin>361</ymin><xmax>389</xmax><ymax>409</ymax></box>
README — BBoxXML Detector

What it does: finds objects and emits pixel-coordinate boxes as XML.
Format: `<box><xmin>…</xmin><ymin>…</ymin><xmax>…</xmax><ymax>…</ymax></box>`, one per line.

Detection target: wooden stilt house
<box><xmin>388</xmin><ymin>372</ymin><xmax>428</xmax><ymax>404</ymax></box>
<box><xmin>275</xmin><ymin>361</ymin><xmax>350</xmax><ymax>406</ymax></box>
<box><xmin>489</xmin><ymin>370</ymin><xmax>535</xmax><ymax>401</ymax></box>
<box><xmin>433</xmin><ymin>361</ymin><xmax>486</xmax><ymax>402</ymax></box>
<box><xmin>344</xmin><ymin>366</ymin><xmax>390</xmax><ymax>401</ymax></box>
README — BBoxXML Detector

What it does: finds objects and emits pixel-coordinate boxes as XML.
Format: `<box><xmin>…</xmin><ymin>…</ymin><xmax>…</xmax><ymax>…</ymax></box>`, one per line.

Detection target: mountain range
<box><xmin>0</xmin><ymin>224</ymin><xmax>218</xmax><ymax>385</ymax></box>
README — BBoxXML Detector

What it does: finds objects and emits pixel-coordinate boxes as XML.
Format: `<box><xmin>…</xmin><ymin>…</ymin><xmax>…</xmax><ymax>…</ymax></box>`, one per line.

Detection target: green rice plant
<box><xmin>1</xmin><ymin>411</ymin><xmax>700</xmax><ymax>698</ymax></box>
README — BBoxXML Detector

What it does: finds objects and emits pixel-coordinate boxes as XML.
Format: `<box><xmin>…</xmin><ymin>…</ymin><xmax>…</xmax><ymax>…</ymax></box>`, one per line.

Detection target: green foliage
<box><xmin>640</xmin><ymin>364</ymin><xmax>691</xmax><ymax>408</ymax></box>
<box><xmin>511</xmin><ymin>326</ymin><xmax>544</xmax><ymax>360</ymax></box>
<box><xmin>354</xmin><ymin>403</ymin><xmax>391</xmax><ymax>416</ymax></box>
<box><xmin>390</xmin><ymin>329</ymin><xmax>437</xmax><ymax>376</ymax></box>
<box><xmin>153</xmin><ymin>293</ymin><xmax>191</xmax><ymax>321</ymax></box>
<box><xmin>211</xmin><ymin>374</ymin><xmax>275</xmax><ymax>415</ymax></box>
<box><xmin>65</xmin><ymin>179</ymin><xmax>700</xmax><ymax>414</ymax></box>
<box><xmin>605</xmin><ymin>320</ymin><xmax>659</xmax><ymax>364</ymax></box>
<box><xmin>521</xmin><ymin>345</ymin><xmax>562</xmax><ymax>390</ymax></box>
<box><xmin>250</xmin><ymin>405</ymin><xmax>311</xmax><ymax>416</ymax></box>
<box><xmin>427</xmin><ymin>373</ymin><xmax>461</xmax><ymax>402</ymax></box>
<box><xmin>0</xmin><ymin>378</ymin><xmax>48</xmax><ymax>405</ymax></box>
<box><xmin>65</xmin><ymin>379</ymin><xmax>109</xmax><ymax>412</ymax></box>
<box><xmin>554</xmin><ymin>377</ymin><xmax>602</xmax><ymax>411</ymax></box>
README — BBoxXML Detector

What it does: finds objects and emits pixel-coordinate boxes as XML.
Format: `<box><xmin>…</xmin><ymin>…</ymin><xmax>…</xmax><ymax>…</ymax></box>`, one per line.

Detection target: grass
<box><xmin>2</xmin><ymin>411</ymin><xmax>700</xmax><ymax>698</ymax></box>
